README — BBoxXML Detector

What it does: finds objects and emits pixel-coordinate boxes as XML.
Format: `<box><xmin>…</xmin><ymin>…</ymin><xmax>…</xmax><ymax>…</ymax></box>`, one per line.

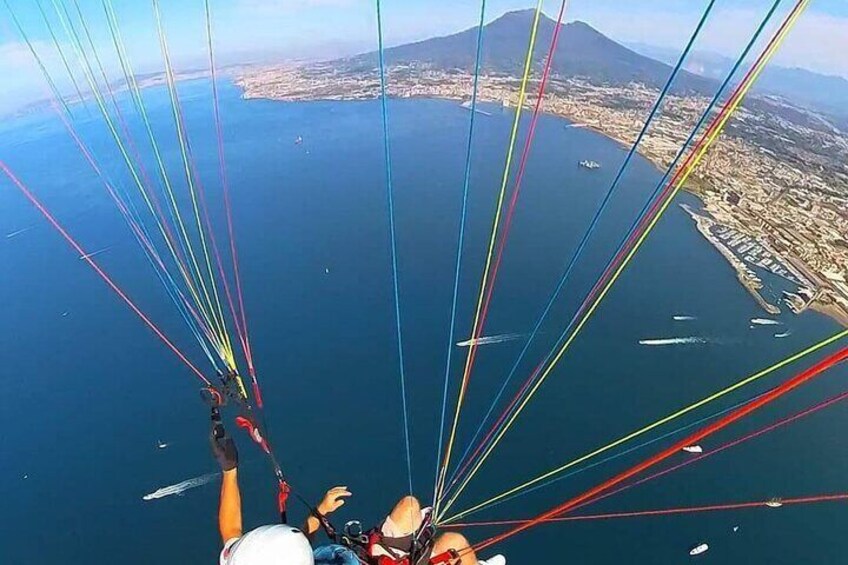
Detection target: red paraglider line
<box><xmin>458</xmin><ymin>0</ymin><xmax>570</xmax><ymax>403</ymax></box>
<box><xmin>558</xmin><ymin>0</ymin><xmax>807</xmax><ymax>358</ymax></box>
<box><xmin>443</xmin><ymin>0</ymin><xmax>570</xmax><ymax>499</ymax></box>
<box><xmin>450</xmin><ymin>0</ymin><xmax>803</xmax><ymax>495</ymax></box>
<box><xmin>473</xmin><ymin>345</ymin><xmax>848</xmax><ymax>551</ymax></box>
<box><xmin>0</xmin><ymin>160</ymin><xmax>212</xmax><ymax>386</ymax></box>
<box><xmin>452</xmin><ymin>385</ymin><xmax>848</xmax><ymax>528</ymax></box>
<box><xmin>204</xmin><ymin>0</ymin><xmax>255</xmax><ymax>378</ymax></box>
<box><xmin>49</xmin><ymin>100</ymin><xmax>221</xmax><ymax>348</ymax></box>
<box><xmin>450</xmin><ymin>493</ymin><xmax>848</xmax><ymax>528</ymax></box>
<box><xmin>446</xmin><ymin>360</ymin><xmax>544</xmax><ymax>493</ymax></box>
<box><xmin>581</xmin><ymin>387</ymin><xmax>848</xmax><ymax>511</ymax></box>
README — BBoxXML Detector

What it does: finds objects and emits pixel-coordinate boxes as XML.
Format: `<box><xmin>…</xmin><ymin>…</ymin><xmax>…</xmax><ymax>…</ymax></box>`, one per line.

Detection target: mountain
<box><xmin>628</xmin><ymin>42</ymin><xmax>848</xmax><ymax>122</ymax></box>
<box><xmin>338</xmin><ymin>10</ymin><xmax>715</xmax><ymax>94</ymax></box>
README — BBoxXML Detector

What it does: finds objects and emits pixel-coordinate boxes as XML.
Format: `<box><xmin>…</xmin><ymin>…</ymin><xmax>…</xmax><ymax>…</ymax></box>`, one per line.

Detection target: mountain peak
<box><xmin>490</xmin><ymin>8</ymin><xmax>554</xmax><ymax>23</ymax></box>
<box><xmin>340</xmin><ymin>9</ymin><xmax>713</xmax><ymax>94</ymax></box>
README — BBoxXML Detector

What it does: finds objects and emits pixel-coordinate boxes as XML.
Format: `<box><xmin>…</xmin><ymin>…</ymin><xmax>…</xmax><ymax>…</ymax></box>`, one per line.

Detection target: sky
<box><xmin>0</xmin><ymin>0</ymin><xmax>846</xmax><ymax>115</ymax></box>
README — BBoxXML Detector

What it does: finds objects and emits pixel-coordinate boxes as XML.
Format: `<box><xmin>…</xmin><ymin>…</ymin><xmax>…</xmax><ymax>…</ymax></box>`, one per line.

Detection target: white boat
<box><xmin>579</xmin><ymin>159</ymin><xmax>601</xmax><ymax>170</ymax></box>
<box><xmin>157</xmin><ymin>440</ymin><xmax>169</xmax><ymax>450</ymax></box>
<box><xmin>460</xmin><ymin>101</ymin><xmax>492</xmax><ymax>116</ymax></box>
<box><xmin>765</xmin><ymin>498</ymin><xmax>783</xmax><ymax>508</ymax></box>
<box><xmin>682</xmin><ymin>445</ymin><xmax>703</xmax><ymax>453</ymax></box>
<box><xmin>689</xmin><ymin>543</ymin><xmax>709</xmax><ymax>556</ymax></box>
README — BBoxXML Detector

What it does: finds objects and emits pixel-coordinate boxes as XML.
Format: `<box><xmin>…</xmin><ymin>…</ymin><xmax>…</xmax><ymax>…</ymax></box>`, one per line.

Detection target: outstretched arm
<box><xmin>219</xmin><ymin>469</ymin><xmax>243</xmax><ymax>543</ymax></box>
<box><xmin>211</xmin><ymin>411</ymin><xmax>242</xmax><ymax>544</ymax></box>
<box><xmin>305</xmin><ymin>486</ymin><xmax>352</xmax><ymax>539</ymax></box>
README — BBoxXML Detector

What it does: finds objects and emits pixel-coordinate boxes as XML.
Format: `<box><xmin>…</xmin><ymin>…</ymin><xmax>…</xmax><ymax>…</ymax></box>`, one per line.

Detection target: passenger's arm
<box><xmin>219</xmin><ymin>468</ymin><xmax>243</xmax><ymax>543</ymax></box>
<box><xmin>305</xmin><ymin>486</ymin><xmax>352</xmax><ymax>539</ymax></box>
<box><xmin>211</xmin><ymin>415</ymin><xmax>241</xmax><ymax>544</ymax></box>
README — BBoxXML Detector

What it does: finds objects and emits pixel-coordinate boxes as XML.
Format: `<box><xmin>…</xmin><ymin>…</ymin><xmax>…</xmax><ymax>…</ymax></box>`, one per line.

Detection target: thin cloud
<box><xmin>0</xmin><ymin>41</ymin><xmax>43</xmax><ymax>68</ymax></box>
<box><xmin>776</xmin><ymin>12</ymin><xmax>848</xmax><ymax>77</ymax></box>
<box><xmin>0</xmin><ymin>40</ymin><xmax>77</xmax><ymax>115</ymax></box>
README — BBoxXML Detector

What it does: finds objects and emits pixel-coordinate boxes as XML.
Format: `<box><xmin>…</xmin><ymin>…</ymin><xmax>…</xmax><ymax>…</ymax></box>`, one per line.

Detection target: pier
<box><xmin>682</xmin><ymin>205</ymin><xmax>781</xmax><ymax>315</ymax></box>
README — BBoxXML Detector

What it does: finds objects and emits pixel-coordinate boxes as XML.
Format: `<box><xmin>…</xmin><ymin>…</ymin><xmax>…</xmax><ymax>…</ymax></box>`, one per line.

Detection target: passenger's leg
<box><xmin>386</xmin><ymin>495</ymin><xmax>423</xmax><ymax>535</ymax></box>
<box><xmin>432</xmin><ymin>532</ymin><xmax>477</xmax><ymax>564</ymax></box>
<box><xmin>371</xmin><ymin>496</ymin><xmax>425</xmax><ymax>559</ymax></box>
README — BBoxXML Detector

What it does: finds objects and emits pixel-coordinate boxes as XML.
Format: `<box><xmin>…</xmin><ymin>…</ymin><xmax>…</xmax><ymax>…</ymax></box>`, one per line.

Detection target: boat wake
<box><xmin>79</xmin><ymin>246</ymin><xmax>112</xmax><ymax>261</ymax></box>
<box><xmin>751</xmin><ymin>318</ymin><xmax>781</xmax><ymax>326</ymax></box>
<box><xmin>5</xmin><ymin>226</ymin><xmax>34</xmax><ymax>239</ymax></box>
<box><xmin>457</xmin><ymin>333</ymin><xmax>523</xmax><ymax>347</ymax></box>
<box><xmin>673</xmin><ymin>315</ymin><xmax>697</xmax><ymax>321</ymax></box>
<box><xmin>143</xmin><ymin>472</ymin><xmax>218</xmax><ymax>501</ymax></box>
<box><xmin>639</xmin><ymin>337</ymin><xmax>710</xmax><ymax>346</ymax></box>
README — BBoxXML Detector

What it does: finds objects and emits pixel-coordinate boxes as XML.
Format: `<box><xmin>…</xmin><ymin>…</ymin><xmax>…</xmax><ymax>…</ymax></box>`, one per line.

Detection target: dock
<box><xmin>682</xmin><ymin>205</ymin><xmax>781</xmax><ymax>315</ymax></box>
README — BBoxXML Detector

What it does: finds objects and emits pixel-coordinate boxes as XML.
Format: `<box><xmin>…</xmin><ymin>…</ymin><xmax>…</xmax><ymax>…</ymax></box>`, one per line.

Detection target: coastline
<box><xmin>810</xmin><ymin>301</ymin><xmax>848</xmax><ymax>327</ymax></box>
<box><xmin>232</xmin><ymin>70</ymin><xmax>848</xmax><ymax>328</ymax></box>
<box><xmin>681</xmin><ymin>204</ymin><xmax>781</xmax><ymax>316</ymax></box>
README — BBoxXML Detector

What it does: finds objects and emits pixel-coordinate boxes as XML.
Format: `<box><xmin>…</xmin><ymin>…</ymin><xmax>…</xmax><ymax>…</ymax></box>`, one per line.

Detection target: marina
<box><xmin>682</xmin><ymin>204</ymin><xmax>781</xmax><ymax>315</ymax></box>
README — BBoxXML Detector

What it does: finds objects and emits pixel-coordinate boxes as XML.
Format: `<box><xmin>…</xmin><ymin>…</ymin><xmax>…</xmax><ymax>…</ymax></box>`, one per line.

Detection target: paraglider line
<box><xmin>436</xmin><ymin>0</ymin><xmax>545</xmax><ymax>515</ymax></box>
<box><xmin>440</xmin><ymin>0</ymin><xmax>572</xmax><ymax>506</ymax></box>
<box><xmin>440</xmin><ymin>0</ymin><xmax>805</xmax><ymax>518</ymax></box>
<box><xmin>0</xmin><ymin>161</ymin><xmax>211</xmax><ymax>386</ymax></box>
<box><xmin>449</xmin><ymin>492</ymin><xmax>848</xmax><ymax>528</ymax></box>
<box><xmin>434</xmin><ymin>0</ymin><xmax>488</xmax><ymax>507</ymax></box>
<box><xmin>376</xmin><ymin>0</ymin><xmax>413</xmax><ymax>494</ymax></box>
<box><xmin>446</xmin><ymin>0</ymin><xmax>719</xmax><ymax>494</ymax></box>
<box><xmin>204</xmin><ymin>0</ymin><xmax>256</xmax><ymax>382</ymax></box>
<box><xmin>473</xmin><ymin>337</ymin><xmax>844</xmax><ymax>552</ymax></box>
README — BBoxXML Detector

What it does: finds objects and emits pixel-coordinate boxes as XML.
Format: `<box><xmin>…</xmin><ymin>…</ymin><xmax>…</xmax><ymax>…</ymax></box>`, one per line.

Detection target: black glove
<box><xmin>210</xmin><ymin>418</ymin><xmax>239</xmax><ymax>471</ymax></box>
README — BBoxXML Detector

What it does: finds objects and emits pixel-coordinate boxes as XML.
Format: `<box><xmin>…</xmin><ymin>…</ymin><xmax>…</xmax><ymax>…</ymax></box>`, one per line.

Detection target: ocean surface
<box><xmin>0</xmin><ymin>80</ymin><xmax>846</xmax><ymax>564</ymax></box>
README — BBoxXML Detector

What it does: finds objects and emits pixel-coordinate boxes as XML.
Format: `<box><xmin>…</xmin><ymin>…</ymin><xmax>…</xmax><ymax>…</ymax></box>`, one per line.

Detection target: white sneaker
<box><xmin>478</xmin><ymin>555</ymin><xmax>506</xmax><ymax>565</ymax></box>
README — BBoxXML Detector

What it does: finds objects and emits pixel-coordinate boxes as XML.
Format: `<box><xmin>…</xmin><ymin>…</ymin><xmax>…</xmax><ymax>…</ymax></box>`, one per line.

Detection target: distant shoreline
<box><xmin>235</xmin><ymin>81</ymin><xmax>848</xmax><ymax>329</ymax></box>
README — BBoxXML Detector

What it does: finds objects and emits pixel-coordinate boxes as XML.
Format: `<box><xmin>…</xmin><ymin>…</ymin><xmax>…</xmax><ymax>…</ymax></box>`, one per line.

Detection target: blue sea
<box><xmin>0</xmin><ymin>80</ymin><xmax>846</xmax><ymax>564</ymax></box>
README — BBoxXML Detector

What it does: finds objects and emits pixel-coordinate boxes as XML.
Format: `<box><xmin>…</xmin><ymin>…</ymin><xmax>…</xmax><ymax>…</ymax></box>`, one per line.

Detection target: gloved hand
<box><xmin>210</xmin><ymin>420</ymin><xmax>239</xmax><ymax>471</ymax></box>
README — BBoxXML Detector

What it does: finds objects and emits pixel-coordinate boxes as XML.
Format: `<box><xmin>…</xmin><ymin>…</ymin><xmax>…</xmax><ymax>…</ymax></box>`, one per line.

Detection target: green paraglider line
<box><xmin>473</xmin><ymin>343</ymin><xmax>847</xmax><ymax>552</ymax></box>
<box><xmin>449</xmin><ymin>492</ymin><xmax>848</xmax><ymax>528</ymax></box>
<box><xmin>0</xmin><ymin>160</ymin><xmax>213</xmax><ymax>386</ymax></box>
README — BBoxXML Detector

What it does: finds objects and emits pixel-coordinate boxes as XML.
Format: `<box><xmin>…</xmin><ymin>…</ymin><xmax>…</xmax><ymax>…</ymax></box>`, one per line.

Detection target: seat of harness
<box><xmin>317</xmin><ymin>507</ymin><xmax>456</xmax><ymax>565</ymax></box>
<box><xmin>370</xmin><ymin>530</ymin><xmax>433</xmax><ymax>565</ymax></box>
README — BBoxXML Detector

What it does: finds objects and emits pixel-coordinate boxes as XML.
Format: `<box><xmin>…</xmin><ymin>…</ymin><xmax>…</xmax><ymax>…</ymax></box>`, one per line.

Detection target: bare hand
<box><xmin>317</xmin><ymin>486</ymin><xmax>352</xmax><ymax>516</ymax></box>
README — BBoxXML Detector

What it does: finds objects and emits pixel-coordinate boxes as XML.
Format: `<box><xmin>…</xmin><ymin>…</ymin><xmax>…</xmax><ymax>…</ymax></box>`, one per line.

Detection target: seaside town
<box><xmin>235</xmin><ymin>63</ymin><xmax>848</xmax><ymax>326</ymax></box>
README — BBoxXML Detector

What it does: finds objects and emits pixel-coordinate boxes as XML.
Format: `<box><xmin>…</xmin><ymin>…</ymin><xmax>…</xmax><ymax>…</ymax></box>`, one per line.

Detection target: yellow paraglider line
<box><xmin>44</xmin><ymin>0</ymin><xmax>227</xmax><ymax>356</ymax></box>
<box><xmin>435</xmin><ymin>0</ymin><xmax>545</xmax><ymax>517</ymax></box>
<box><xmin>440</xmin><ymin>0</ymin><xmax>811</xmax><ymax>520</ymax></box>
<box><xmin>152</xmin><ymin>0</ymin><xmax>236</xmax><ymax>367</ymax></box>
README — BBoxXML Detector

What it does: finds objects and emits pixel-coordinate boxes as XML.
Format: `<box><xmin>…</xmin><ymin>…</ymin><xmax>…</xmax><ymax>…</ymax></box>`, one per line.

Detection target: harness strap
<box><xmin>379</xmin><ymin>533</ymin><xmax>414</xmax><ymax>552</ymax></box>
<box><xmin>277</xmin><ymin>480</ymin><xmax>291</xmax><ymax>523</ymax></box>
<box><xmin>368</xmin><ymin>529</ymin><xmax>440</xmax><ymax>565</ymax></box>
<box><xmin>312</xmin><ymin>507</ymin><xmax>339</xmax><ymax>541</ymax></box>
